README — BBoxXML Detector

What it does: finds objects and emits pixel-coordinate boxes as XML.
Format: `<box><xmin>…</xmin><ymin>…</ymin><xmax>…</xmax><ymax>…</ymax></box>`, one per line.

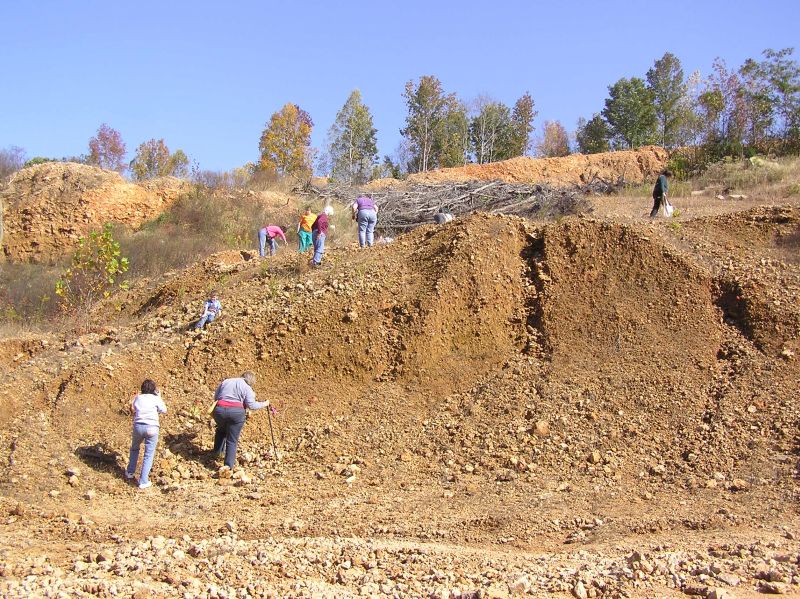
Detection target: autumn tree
<box><xmin>761</xmin><ymin>48</ymin><xmax>800</xmax><ymax>148</ymax></box>
<box><xmin>602</xmin><ymin>77</ymin><xmax>658</xmax><ymax>148</ymax></box>
<box><xmin>575</xmin><ymin>115</ymin><xmax>610</xmax><ymax>154</ymax></box>
<box><xmin>536</xmin><ymin>120</ymin><xmax>570</xmax><ymax>157</ymax></box>
<box><xmin>697</xmin><ymin>58</ymin><xmax>747</xmax><ymax>155</ymax></box>
<box><xmin>258</xmin><ymin>103</ymin><xmax>314</xmax><ymax>178</ymax></box>
<box><xmin>130</xmin><ymin>139</ymin><xmax>189</xmax><ymax>180</ymax></box>
<box><xmin>401</xmin><ymin>76</ymin><xmax>458</xmax><ymax>172</ymax></box>
<box><xmin>646</xmin><ymin>53</ymin><xmax>690</xmax><ymax>148</ymax></box>
<box><xmin>0</xmin><ymin>146</ymin><xmax>26</xmax><ymax>181</ymax></box>
<box><xmin>326</xmin><ymin>90</ymin><xmax>378</xmax><ymax>184</ymax></box>
<box><xmin>508</xmin><ymin>92</ymin><xmax>537</xmax><ymax>157</ymax></box>
<box><xmin>88</xmin><ymin>123</ymin><xmax>127</xmax><ymax>172</ymax></box>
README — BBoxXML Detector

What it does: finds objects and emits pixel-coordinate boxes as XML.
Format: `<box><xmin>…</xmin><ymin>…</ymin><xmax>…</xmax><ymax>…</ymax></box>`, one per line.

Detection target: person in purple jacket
<box><xmin>311</xmin><ymin>206</ymin><xmax>334</xmax><ymax>266</ymax></box>
<box><xmin>351</xmin><ymin>195</ymin><xmax>378</xmax><ymax>248</ymax></box>
<box><xmin>125</xmin><ymin>379</ymin><xmax>167</xmax><ymax>490</ymax></box>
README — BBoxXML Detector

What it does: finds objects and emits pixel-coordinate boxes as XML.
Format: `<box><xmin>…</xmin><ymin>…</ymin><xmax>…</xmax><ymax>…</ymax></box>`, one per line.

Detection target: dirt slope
<box><xmin>368</xmin><ymin>146</ymin><xmax>669</xmax><ymax>189</ymax></box>
<box><xmin>0</xmin><ymin>162</ymin><xmax>191</xmax><ymax>263</ymax></box>
<box><xmin>0</xmin><ymin>207</ymin><xmax>798</xmax><ymax>597</ymax></box>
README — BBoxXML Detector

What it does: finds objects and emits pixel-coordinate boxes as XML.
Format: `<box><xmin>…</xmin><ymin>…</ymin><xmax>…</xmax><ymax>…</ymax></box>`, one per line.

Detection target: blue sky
<box><xmin>1</xmin><ymin>0</ymin><xmax>798</xmax><ymax>173</ymax></box>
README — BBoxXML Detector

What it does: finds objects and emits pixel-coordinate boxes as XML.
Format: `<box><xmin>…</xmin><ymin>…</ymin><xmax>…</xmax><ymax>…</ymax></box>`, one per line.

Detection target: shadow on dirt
<box><xmin>75</xmin><ymin>443</ymin><xmax>125</xmax><ymax>477</ymax></box>
<box><xmin>714</xmin><ymin>278</ymin><xmax>754</xmax><ymax>344</ymax></box>
<box><xmin>164</xmin><ymin>431</ymin><xmax>219</xmax><ymax>470</ymax></box>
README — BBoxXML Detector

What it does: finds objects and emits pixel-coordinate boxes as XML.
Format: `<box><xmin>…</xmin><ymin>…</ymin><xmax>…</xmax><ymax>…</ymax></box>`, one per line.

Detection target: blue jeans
<box><xmin>312</xmin><ymin>231</ymin><xmax>326</xmax><ymax>265</ymax></box>
<box><xmin>195</xmin><ymin>312</ymin><xmax>217</xmax><ymax>329</ymax></box>
<box><xmin>126</xmin><ymin>423</ymin><xmax>159</xmax><ymax>485</ymax></box>
<box><xmin>258</xmin><ymin>229</ymin><xmax>277</xmax><ymax>257</ymax></box>
<box><xmin>357</xmin><ymin>209</ymin><xmax>377</xmax><ymax>247</ymax></box>
<box><xmin>213</xmin><ymin>406</ymin><xmax>247</xmax><ymax>468</ymax></box>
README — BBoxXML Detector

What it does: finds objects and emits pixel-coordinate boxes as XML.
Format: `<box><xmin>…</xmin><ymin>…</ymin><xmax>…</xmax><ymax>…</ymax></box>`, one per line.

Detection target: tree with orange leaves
<box><xmin>258</xmin><ymin>103</ymin><xmax>314</xmax><ymax>178</ymax></box>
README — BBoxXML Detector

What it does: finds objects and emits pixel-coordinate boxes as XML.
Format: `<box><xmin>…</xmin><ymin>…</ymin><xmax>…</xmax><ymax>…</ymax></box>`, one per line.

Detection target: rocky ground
<box><xmin>0</xmin><ymin>189</ymin><xmax>798</xmax><ymax>597</ymax></box>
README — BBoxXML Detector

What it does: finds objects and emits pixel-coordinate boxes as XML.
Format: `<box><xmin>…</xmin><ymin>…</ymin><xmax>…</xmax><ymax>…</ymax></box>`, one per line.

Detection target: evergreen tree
<box><xmin>646</xmin><ymin>52</ymin><xmax>689</xmax><ymax>148</ymax></box>
<box><xmin>508</xmin><ymin>92</ymin><xmax>537</xmax><ymax>157</ymax></box>
<box><xmin>326</xmin><ymin>90</ymin><xmax>378</xmax><ymax>184</ymax></box>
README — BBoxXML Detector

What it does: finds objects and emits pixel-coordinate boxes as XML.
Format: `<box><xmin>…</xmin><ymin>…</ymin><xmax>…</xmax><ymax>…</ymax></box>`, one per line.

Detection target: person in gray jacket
<box><xmin>125</xmin><ymin>379</ymin><xmax>167</xmax><ymax>489</ymax></box>
<box><xmin>212</xmin><ymin>371</ymin><xmax>269</xmax><ymax>468</ymax></box>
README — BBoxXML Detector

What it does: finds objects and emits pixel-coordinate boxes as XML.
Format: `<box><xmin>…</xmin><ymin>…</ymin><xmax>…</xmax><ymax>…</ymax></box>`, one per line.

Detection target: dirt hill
<box><xmin>368</xmin><ymin>146</ymin><xmax>669</xmax><ymax>189</ymax></box>
<box><xmin>0</xmin><ymin>162</ymin><xmax>191</xmax><ymax>263</ymax></box>
<box><xmin>0</xmin><ymin>201</ymin><xmax>798</xmax><ymax>596</ymax></box>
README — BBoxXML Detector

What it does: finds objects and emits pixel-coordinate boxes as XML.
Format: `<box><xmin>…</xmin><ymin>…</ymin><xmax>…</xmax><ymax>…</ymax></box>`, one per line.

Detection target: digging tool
<box><xmin>267</xmin><ymin>406</ymin><xmax>279</xmax><ymax>461</ymax></box>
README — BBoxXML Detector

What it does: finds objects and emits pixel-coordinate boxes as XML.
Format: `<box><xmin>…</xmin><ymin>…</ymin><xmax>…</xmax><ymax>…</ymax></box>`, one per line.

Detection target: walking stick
<box><xmin>267</xmin><ymin>407</ymin><xmax>278</xmax><ymax>461</ymax></box>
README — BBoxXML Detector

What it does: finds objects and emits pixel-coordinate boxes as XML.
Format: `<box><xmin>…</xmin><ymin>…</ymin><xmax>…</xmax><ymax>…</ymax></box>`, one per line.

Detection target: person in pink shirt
<box><xmin>258</xmin><ymin>225</ymin><xmax>287</xmax><ymax>257</ymax></box>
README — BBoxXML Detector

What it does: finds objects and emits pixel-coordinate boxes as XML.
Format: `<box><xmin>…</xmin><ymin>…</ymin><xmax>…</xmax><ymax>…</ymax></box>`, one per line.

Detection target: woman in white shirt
<box><xmin>125</xmin><ymin>379</ymin><xmax>167</xmax><ymax>489</ymax></box>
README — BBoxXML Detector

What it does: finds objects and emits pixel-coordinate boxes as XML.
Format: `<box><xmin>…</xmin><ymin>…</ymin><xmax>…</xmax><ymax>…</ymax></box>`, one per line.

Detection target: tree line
<box><xmin>576</xmin><ymin>48</ymin><xmax>800</xmax><ymax>168</ymax></box>
<box><xmin>2</xmin><ymin>47</ymin><xmax>797</xmax><ymax>186</ymax></box>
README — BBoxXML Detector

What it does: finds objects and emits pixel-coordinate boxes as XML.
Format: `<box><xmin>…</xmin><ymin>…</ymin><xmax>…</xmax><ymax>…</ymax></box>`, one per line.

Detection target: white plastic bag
<box><xmin>663</xmin><ymin>198</ymin><xmax>674</xmax><ymax>218</ymax></box>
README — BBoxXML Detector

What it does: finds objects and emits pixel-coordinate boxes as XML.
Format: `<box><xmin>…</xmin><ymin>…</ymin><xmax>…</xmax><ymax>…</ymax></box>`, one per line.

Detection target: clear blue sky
<box><xmin>1</xmin><ymin>0</ymin><xmax>798</xmax><ymax>173</ymax></box>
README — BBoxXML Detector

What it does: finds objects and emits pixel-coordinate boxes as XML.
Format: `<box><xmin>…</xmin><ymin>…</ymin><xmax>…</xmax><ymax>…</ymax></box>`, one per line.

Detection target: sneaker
<box><xmin>138</xmin><ymin>481</ymin><xmax>152</xmax><ymax>490</ymax></box>
<box><xmin>124</xmin><ymin>472</ymin><xmax>135</xmax><ymax>480</ymax></box>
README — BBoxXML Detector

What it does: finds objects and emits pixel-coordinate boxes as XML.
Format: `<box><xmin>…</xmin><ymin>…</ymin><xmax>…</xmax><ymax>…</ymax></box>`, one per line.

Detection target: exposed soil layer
<box><xmin>0</xmin><ymin>205</ymin><xmax>798</xmax><ymax>597</ymax></box>
<box><xmin>1</xmin><ymin>162</ymin><xmax>190</xmax><ymax>263</ymax></box>
<box><xmin>368</xmin><ymin>146</ymin><xmax>669</xmax><ymax>189</ymax></box>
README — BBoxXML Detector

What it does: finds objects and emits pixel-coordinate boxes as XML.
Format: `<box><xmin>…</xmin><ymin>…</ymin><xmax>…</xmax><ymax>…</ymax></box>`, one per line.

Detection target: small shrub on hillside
<box><xmin>785</xmin><ymin>183</ymin><xmax>800</xmax><ymax>196</ymax></box>
<box><xmin>55</xmin><ymin>224</ymin><xmax>129</xmax><ymax>327</ymax></box>
<box><xmin>23</xmin><ymin>156</ymin><xmax>57</xmax><ymax>168</ymax></box>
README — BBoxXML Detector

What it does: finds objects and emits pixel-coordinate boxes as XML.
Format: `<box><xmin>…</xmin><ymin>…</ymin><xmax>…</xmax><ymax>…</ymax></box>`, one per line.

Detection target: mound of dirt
<box><xmin>1</xmin><ymin>162</ymin><xmax>191</xmax><ymax>263</ymax></box>
<box><xmin>0</xmin><ymin>207</ymin><xmax>797</xmax><ymax>597</ymax></box>
<box><xmin>369</xmin><ymin>146</ymin><xmax>669</xmax><ymax>189</ymax></box>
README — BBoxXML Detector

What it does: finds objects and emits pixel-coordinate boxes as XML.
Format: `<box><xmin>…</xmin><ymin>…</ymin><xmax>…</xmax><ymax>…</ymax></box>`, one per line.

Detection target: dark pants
<box><xmin>213</xmin><ymin>406</ymin><xmax>247</xmax><ymax>468</ymax></box>
<box><xmin>650</xmin><ymin>194</ymin><xmax>664</xmax><ymax>218</ymax></box>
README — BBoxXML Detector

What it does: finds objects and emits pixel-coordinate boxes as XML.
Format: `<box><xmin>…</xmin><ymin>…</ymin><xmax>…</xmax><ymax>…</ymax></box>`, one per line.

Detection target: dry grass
<box><xmin>615</xmin><ymin>155</ymin><xmax>800</xmax><ymax>201</ymax></box>
<box><xmin>594</xmin><ymin>156</ymin><xmax>800</xmax><ymax>222</ymax></box>
<box><xmin>0</xmin><ymin>262</ymin><xmax>63</xmax><ymax>329</ymax></box>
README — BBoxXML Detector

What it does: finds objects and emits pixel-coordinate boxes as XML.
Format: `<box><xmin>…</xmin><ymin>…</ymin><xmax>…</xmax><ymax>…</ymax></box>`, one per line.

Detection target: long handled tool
<box><xmin>267</xmin><ymin>407</ymin><xmax>278</xmax><ymax>461</ymax></box>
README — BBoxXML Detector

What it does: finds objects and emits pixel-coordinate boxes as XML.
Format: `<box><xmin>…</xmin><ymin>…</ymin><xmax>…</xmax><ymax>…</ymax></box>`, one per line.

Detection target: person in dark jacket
<box><xmin>212</xmin><ymin>371</ymin><xmax>268</xmax><ymax>469</ymax></box>
<box><xmin>311</xmin><ymin>206</ymin><xmax>334</xmax><ymax>266</ymax></box>
<box><xmin>650</xmin><ymin>170</ymin><xmax>673</xmax><ymax>218</ymax></box>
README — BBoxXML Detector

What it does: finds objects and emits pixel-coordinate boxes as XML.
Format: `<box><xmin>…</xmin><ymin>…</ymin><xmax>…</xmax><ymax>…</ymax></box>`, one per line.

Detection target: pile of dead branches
<box><xmin>301</xmin><ymin>177</ymin><xmax>624</xmax><ymax>231</ymax></box>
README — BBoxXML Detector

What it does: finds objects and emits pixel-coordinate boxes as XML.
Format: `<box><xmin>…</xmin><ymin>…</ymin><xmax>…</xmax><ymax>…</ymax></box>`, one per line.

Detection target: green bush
<box><xmin>55</xmin><ymin>224</ymin><xmax>129</xmax><ymax>323</ymax></box>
